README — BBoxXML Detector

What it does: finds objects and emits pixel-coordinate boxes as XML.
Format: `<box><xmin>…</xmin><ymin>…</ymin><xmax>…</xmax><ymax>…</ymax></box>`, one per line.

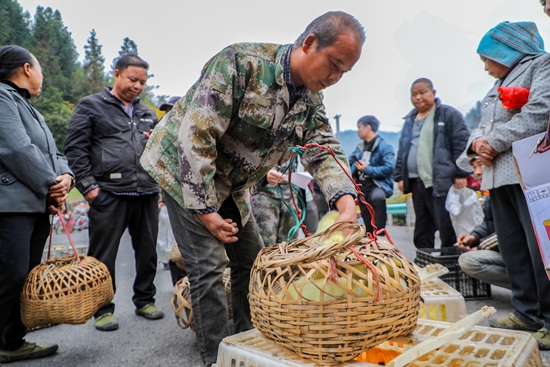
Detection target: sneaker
<box><xmin>94</xmin><ymin>313</ymin><xmax>119</xmax><ymax>331</ymax></box>
<box><xmin>135</xmin><ymin>303</ymin><xmax>164</xmax><ymax>320</ymax></box>
<box><xmin>488</xmin><ymin>313</ymin><xmax>539</xmax><ymax>332</ymax></box>
<box><xmin>533</xmin><ymin>328</ymin><xmax>550</xmax><ymax>350</ymax></box>
<box><xmin>0</xmin><ymin>341</ymin><xmax>58</xmax><ymax>363</ymax></box>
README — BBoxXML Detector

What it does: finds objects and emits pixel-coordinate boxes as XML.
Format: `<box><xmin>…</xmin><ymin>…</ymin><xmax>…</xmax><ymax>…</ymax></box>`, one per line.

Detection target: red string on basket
<box><xmin>56</xmin><ymin>211</ymin><xmax>84</xmax><ymax>267</ymax></box>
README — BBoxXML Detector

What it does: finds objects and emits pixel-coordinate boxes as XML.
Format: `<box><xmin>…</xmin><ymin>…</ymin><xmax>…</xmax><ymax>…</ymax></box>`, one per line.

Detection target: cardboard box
<box><xmin>512</xmin><ymin>132</ymin><xmax>550</xmax><ymax>279</ymax></box>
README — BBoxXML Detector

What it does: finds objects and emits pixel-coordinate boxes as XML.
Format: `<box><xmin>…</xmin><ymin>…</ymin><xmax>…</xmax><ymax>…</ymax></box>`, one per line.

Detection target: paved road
<box><xmin>16</xmin><ymin>225</ymin><xmax>549</xmax><ymax>366</ymax></box>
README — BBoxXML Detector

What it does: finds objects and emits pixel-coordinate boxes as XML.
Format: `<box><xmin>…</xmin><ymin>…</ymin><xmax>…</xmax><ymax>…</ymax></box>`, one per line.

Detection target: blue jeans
<box><xmin>163</xmin><ymin>192</ymin><xmax>264</xmax><ymax>367</ymax></box>
<box><xmin>458</xmin><ymin>249</ymin><xmax>511</xmax><ymax>290</ymax></box>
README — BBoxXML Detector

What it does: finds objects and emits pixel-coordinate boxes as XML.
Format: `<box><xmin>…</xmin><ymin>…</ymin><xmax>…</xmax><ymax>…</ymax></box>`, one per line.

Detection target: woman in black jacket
<box><xmin>0</xmin><ymin>45</ymin><xmax>73</xmax><ymax>363</ymax></box>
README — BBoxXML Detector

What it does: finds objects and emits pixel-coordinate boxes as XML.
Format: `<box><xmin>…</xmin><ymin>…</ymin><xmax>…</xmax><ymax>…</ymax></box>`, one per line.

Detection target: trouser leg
<box><xmin>458</xmin><ymin>250</ymin><xmax>511</xmax><ymax>289</ymax></box>
<box><xmin>491</xmin><ymin>185</ymin><xmax>550</xmax><ymax>329</ymax></box>
<box><xmin>88</xmin><ymin>190</ymin><xmax>128</xmax><ymax>317</ymax></box>
<box><xmin>0</xmin><ymin>213</ymin><xmax>49</xmax><ymax>350</ymax></box>
<box><xmin>410</xmin><ymin>179</ymin><xmax>436</xmax><ymax>249</ymax></box>
<box><xmin>165</xmin><ymin>193</ymin><xmax>264</xmax><ymax>366</ymax></box>
<box><xmin>252</xmin><ymin>192</ymin><xmax>279</xmax><ymax>247</ymax></box>
<box><xmin>127</xmin><ymin>194</ymin><xmax>158</xmax><ymax>309</ymax></box>
<box><xmin>433</xmin><ymin>195</ymin><xmax>456</xmax><ymax>248</ymax></box>
<box><xmin>360</xmin><ymin>186</ymin><xmax>387</xmax><ymax>233</ymax></box>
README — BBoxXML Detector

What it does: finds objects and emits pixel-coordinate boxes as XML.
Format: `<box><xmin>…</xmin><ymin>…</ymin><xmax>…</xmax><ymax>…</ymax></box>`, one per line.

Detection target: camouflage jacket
<box><xmin>140</xmin><ymin>42</ymin><xmax>354</xmax><ymax>224</ymax></box>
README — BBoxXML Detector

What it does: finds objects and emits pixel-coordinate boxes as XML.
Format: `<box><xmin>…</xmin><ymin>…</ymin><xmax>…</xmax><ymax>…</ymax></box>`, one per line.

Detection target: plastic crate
<box><xmin>419</xmin><ymin>277</ymin><xmax>467</xmax><ymax>322</ymax></box>
<box><xmin>213</xmin><ymin>320</ymin><xmax>543</xmax><ymax>367</ymax></box>
<box><xmin>415</xmin><ymin>247</ymin><xmax>491</xmax><ymax>299</ymax></box>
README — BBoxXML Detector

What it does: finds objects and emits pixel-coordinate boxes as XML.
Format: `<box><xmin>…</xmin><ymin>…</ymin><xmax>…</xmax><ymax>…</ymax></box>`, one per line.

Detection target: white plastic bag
<box><xmin>157</xmin><ymin>206</ymin><xmax>175</xmax><ymax>263</ymax></box>
<box><xmin>445</xmin><ymin>186</ymin><xmax>484</xmax><ymax>235</ymax></box>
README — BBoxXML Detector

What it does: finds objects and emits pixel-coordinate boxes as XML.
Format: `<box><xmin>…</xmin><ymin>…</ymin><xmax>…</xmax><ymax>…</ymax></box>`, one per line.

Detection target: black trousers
<box><xmin>491</xmin><ymin>184</ymin><xmax>550</xmax><ymax>330</ymax></box>
<box><xmin>0</xmin><ymin>212</ymin><xmax>50</xmax><ymax>350</ymax></box>
<box><xmin>410</xmin><ymin>179</ymin><xmax>456</xmax><ymax>248</ymax></box>
<box><xmin>357</xmin><ymin>185</ymin><xmax>387</xmax><ymax>234</ymax></box>
<box><xmin>88</xmin><ymin>191</ymin><xmax>159</xmax><ymax>317</ymax></box>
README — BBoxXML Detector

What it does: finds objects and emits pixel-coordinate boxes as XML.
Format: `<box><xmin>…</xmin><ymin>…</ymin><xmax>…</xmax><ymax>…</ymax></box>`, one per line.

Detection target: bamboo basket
<box><xmin>172</xmin><ymin>267</ymin><xmax>232</xmax><ymax>331</ymax></box>
<box><xmin>249</xmin><ymin>222</ymin><xmax>421</xmax><ymax>365</ymax></box>
<box><xmin>169</xmin><ymin>242</ymin><xmax>186</xmax><ymax>270</ymax></box>
<box><xmin>21</xmin><ymin>254</ymin><xmax>114</xmax><ymax>328</ymax></box>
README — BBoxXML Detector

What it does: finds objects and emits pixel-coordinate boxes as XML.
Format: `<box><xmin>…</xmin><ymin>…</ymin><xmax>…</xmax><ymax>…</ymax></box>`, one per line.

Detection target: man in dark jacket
<box><xmin>394</xmin><ymin>78</ymin><xmax>470</xmax><ymax>248</ymax></box>
<box><xmin>349</xmin><ymin>115</ymin><xmax>395</xmax><ymax>234</ymax></box>
<box><xmin>64</xmin><ymin>54</ymin><xmax>163</xmax><ymax>332</ymax></box>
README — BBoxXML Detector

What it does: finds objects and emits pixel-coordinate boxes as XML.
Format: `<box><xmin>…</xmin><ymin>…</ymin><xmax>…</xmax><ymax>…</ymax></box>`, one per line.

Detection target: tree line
<box><xmin>0</xmin><ymin>0</ymin><xmax>166</xmax><ymax>150</ymax></box>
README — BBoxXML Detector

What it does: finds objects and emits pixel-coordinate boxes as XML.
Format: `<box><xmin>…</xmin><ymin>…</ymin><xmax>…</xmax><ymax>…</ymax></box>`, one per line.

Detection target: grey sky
<box><xmin>17</xmin><ymin>0</ymin><xmax>550</xmax><ymax>132</ymax></box>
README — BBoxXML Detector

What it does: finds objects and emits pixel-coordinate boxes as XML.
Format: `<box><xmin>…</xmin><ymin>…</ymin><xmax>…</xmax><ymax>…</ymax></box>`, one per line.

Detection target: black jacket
<box><xmin>471</xmin><ymin>195</ymin><xmax>495</xmax><ymax>245</ymax></box>
<box><xmin>394</xmin><ymin>98</ymin><xmax>470</xmax><ymax>197</ymax></box>
<box><xmin>64</xmin><ymin>88</ymin><xmax>158</xmax><ymax>194</ymax></box>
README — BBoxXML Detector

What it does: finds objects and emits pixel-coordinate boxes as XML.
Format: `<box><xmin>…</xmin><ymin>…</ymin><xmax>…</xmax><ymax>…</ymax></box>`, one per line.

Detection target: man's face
<box><xmin>481</xmin><ymin>57</ymin><xmax>510</xmax><ymax>79</ymax></box>
<box><xmin>357</xmin><ymin>123</ymin><xmax>370</xmax><ymax>141</ymax></box>
<box><xmin>112</xmin><ymin>66</ymin><xmax>147</xmax><ymax>104</ymax></box>
<box><xmin>298</xmin><ymin>31</ymin><xmax>362</xmax><ymax>93</ymax></box>
<box><xmin>543</xmin><ymin>0</ymin><xmax>550</xmax><ymax>17</ymax></box>
<box><xmin>410</xmin><ymin>82</ymin><xmax>436</xmax><ymax>113</ymax></box>
<box><xmin>472</xmin><ymin>160</ymin><xmax>483</xmax><ymax>183</ymax></box>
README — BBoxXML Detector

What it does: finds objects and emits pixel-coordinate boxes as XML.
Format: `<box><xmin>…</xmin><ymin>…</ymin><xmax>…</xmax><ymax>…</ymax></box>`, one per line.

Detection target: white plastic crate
<box><xmin>214</xmin><ymin>319</ymin><xmax>543</xmax><ymax>367</ymax></box>
<box><xmin>419</xmin><ymin>277</ymin><xmax>467</xmax><ymax>322</ymax></box>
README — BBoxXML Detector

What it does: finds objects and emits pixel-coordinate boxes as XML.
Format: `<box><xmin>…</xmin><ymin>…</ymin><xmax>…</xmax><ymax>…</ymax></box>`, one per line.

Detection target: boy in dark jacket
<box><xmin>394</xmin><ymin>78</ymin><xmax>470</xmax><ymax>248</ymax></box>
<box><xmin>349</xmin><ymin>115</ymin><xmax>395</xmax><ymax>234</ymax></box>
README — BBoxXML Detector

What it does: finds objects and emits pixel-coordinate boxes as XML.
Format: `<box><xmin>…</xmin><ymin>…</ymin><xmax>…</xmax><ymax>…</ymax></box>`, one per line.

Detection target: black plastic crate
<box><xmin>415</xmin><ymin>247</ymin><xmax>491</xmax><ymax>299</ymax></box>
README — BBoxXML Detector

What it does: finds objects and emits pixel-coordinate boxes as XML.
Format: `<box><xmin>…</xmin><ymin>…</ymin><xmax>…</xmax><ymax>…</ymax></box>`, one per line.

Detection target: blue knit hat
<box><xmin>477</xmin><ymin>21</ymin><xmax>545</xmax><ymax>67</ymax></box>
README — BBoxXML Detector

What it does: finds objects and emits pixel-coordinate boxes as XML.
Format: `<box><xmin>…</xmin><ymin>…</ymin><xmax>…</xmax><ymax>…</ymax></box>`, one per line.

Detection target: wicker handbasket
<box><xmin>169</xmin><ymin>242</ymin><xmax>186</xmax><ymax>270</ymax></box>
<box><xmin>249</xmin><ymin>222</ymin><xmax>421</xmax><ymax>365</ymax></box>
<box><xmin>172</xmin><ymin>267</ymin><xmax>232</xmax><ymax>331</ymax></box>
<box><xmin>21</xmin><ymin>254</ymin><xmax>114</xmax><ymax>328</ymax></box>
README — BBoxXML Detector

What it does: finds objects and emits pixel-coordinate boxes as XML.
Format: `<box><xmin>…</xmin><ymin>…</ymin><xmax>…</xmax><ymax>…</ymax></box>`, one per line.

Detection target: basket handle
<box><xmin>256</xmin><ymin>222</ymin><xmax>365</xmax><ymax>269</ymax></box>
<box><xmin>49</xmin><ymin>208</ymin><xmax>83</xmax><ymax>266</ymax></box>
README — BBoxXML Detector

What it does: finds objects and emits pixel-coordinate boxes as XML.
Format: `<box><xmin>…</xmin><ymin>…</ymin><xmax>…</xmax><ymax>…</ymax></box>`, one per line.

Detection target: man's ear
<box><xmin>433</xmin><ymin>89</ymin><xmax>437</xmax><ymax>97</ymax></box>
<box><xmin>302</xmin><ymin>34</ymin><xmax>317</xmax><ymax>54</ymax></box>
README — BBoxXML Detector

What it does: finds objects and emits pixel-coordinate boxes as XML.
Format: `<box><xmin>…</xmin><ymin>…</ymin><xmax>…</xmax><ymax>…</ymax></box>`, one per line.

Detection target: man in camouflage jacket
<box><xmin>140</xmin><ymin>11</ymin><xmax>364</xmax><ymax>366</ymax></box>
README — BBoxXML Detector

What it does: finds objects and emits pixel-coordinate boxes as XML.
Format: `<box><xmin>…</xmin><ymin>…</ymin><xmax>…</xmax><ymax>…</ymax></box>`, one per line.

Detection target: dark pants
<box><xmin>88</xmin><ymin>191</ymin><xmax>159</xmax><ymax>316</ymax></box>
<box><xmin>410</xmin><ymin>179</ymin><xmax>456</xmax><ymax>248</ymax></box>
<box><xmin>164</xmin><ymin>192</ymin><xmax>264</xmax><ymax>367</ymax></box>
<box><xmin>357</xmin><ymin>185</ymin><xmax>387</xmax><ymax>234</ymax></box>
<box><xmin>0</xmin><ymin>212</ymin><xmax>50</xmax><ymax>350</ymax></box>
<box><xmin>491</xmin><ymin>184</ymin><xmax>550</xmax><ymax>330</ymax></box>
<box><xmin>169</xmin><ymin>260</ymin><xmax>187</xmax><ymax>286</ymax></box>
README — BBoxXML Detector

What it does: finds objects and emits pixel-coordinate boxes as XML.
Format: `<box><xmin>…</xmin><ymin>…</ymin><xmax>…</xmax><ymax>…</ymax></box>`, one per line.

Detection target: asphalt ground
<box><xmin>13</xmin><ymin>225</ymin><xmax>549</xmax><ymax>366</ymax></box>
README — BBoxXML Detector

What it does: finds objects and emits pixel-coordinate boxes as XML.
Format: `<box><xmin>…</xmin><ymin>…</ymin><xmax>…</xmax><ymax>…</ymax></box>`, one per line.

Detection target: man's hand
<box><xmin>457</xmin><ymin>233</ymin><xmax>477</xmax><ymax>249</ymax></box>
<box><xmin>397</xmin><ymin>180</ymin><xmax>404</xmax><ymax>193</ymax></box>
<box><xmin>355</xmin><ymin>160</ymin><xmax>367</xmax><ymax>172</ymax></box>
<box><xmin>333</xmin><ymin>194</ymin><xmax>357</xmax><ymax>223</ymax></box>
<box><xmin>158</xmin><ymin>201</ymin><xmax>166</xmax><ymax>211</ymax></box>
<box><xmin>49</xmin><ymin>174</ymin><xmax>73</xmax><ymax>204</ymax></box>
<box><xmin>454</xmin><ymin>178</ymin><xmax>468</xmax><ymax>189</ymax></box>
<box><xmin>472</xmin><ymin>137</ymin><xmax>498</xmax><ymax>161</ymax></box>
<box><xmin>48</xmin><ymin>202</ymin><xmax>66</xmax><ymax>215</ymax></box>
<box><xmin>197</xmin><ymin>212</ymin><xmax>239</xmax><ymax>243</ymax></box>
<box><xmin>266</xmin><ymin>170</ymin><xmax>286</xmax><ymax>186</ymax></box>
<box><xmin>84</xmin><ymin>187</ymin><xmax>100</xmax><ymax>204</ymax></box>
<box><xmin>143</xmin><ymin>129</ymin><xmax>153</xmax><ymax>138</ymax></box>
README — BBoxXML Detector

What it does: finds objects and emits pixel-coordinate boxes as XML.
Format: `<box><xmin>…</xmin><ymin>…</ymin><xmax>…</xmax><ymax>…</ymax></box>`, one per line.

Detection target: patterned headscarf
<box><xmin>477</xmin><ymin>21</ymin><xmax>545</xmax><ymax>67</ymax></box>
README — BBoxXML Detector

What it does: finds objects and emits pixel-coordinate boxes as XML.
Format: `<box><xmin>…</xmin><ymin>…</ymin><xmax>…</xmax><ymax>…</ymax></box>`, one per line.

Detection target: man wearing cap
<box><xmin>64</xmin><ymin>54</ymin><xmax>164</xmax><ymax>332</ymax></box>
<box><xmin>348</xmin><ymin>115</ymin><xmax>395</xmax><ymax>234</ymax></box>
<box><xmin>159</xmin><ymin>96</ymin><xmax>181</xmax><ymax>113</ymax></box>
<box><xmin>140</xmin><ymin>11</ymin><xmax>364</xmax><ymax>366</ymax></box>
<box><xmin>157</xmin><ymin>96</ymin><xmax>186</xmax><ymax>283</ymax></box>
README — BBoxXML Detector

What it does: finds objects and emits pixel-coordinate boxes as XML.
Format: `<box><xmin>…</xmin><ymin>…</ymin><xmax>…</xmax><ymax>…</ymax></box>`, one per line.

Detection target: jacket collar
<box><xmin>403</xmin><ymin>97</ymin><xmax>441</xmax><ymax>120</ymax></box>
